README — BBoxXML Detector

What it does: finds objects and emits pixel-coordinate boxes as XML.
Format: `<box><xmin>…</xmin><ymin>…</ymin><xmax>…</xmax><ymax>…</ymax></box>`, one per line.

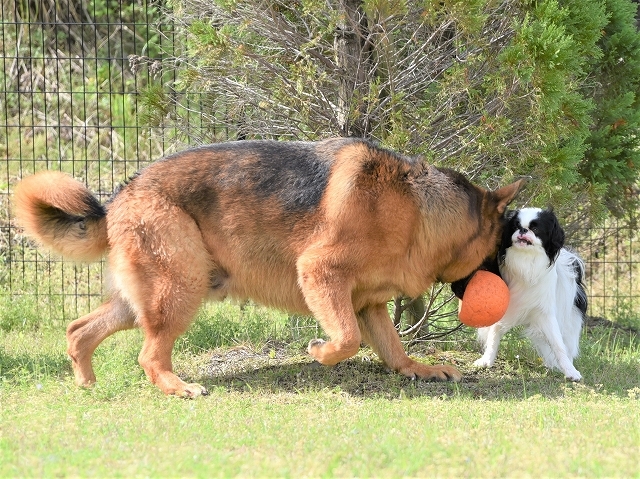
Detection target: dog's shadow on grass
<box><xmin>187</xmin><ymin>343</ymin><xmax>631</xmax><ymax>401</ymax></box>
<box><xmin>3</xmin><ymin>331</ymin><xmax>633</xmax><ymax>400</ymax></box>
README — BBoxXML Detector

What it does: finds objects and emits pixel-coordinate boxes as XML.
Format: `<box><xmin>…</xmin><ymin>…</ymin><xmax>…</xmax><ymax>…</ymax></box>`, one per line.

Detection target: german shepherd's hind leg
<box><xmin>66</xmin><ymin>292</ymin><xmax>136</xmax><ymax>387</ymax></box>
<box><xmin>133</xmin><ymin>278</ymin><xmax>210</xmax><ymax>397</ymax></box>
<box><xmin>358</xmin><ymin>303</ymin><xmax>462</xmax><ymax>382</ymax></box>
<box><xmin>109</xmin><ymin>200</ymin><xmax>212</xmax><ymax>397</ymax></box>
<box><xmin>138</xmin><ymin>324</ymin><xmax>208</xmax><ymax>398</ymax></box>
<box><xmin>130</xmin><ymin>248</ymin><xmax>211</xmax><ymax>397</ymax></box>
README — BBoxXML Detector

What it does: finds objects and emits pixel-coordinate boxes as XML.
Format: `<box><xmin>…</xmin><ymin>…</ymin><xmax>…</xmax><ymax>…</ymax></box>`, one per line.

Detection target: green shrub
<box><xmin>148</xmin><ymin>0</ymin><xmax>640</xmax><ymax>219</ymax></box>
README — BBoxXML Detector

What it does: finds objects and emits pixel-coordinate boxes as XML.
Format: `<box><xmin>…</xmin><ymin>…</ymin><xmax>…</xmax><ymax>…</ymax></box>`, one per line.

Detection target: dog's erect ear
<box><xmin>492</xmin><ymin>179</ymin><xmax>526</xmax><ymax>214</ymax></box>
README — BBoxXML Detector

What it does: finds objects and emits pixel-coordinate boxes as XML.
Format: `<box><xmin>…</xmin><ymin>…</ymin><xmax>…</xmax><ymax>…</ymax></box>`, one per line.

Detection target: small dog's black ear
<box><xmin>498</xmin><ymin>210</ymin><xmax>517</xmax><ymax>265</ymax></box>
<box><xmin>545</xmin><ymin>210</ymin><xmax>565</xmax><ymax>263</ymax></box>
<box><xmin>450</xmin><ymin>256</ymin><xmax>501</xmax><ymax>299</ymax></box>
<box><xmin>503</xmin><ymin>209</ymin><xmax>517</xmax><ymax>221</ymax></box>
<box><xmin>450</xmin><ymin>277</ymin><xmax>468</xmax><ymax>299</ymax></box>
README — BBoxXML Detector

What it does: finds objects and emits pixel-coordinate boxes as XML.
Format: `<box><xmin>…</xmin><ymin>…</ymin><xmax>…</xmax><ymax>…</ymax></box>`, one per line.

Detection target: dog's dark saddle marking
<box><xmin>195</xmin><ymin>141</ymin><xmax>333</xmax><ymax>214</ymax></box>
<box><xmin>244</xmin><ymin>141</ymin><xmax>332</xmax><ymax>212</ymax></box>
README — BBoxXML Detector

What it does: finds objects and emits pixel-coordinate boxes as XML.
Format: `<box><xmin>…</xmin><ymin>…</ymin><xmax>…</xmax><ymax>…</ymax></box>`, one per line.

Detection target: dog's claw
<box><xmin>308</xmin><ymin>338</ymin><xmax>326</xmax><ymax>349</ymax></box>
<box><xmin>176</xmin><ymin>383</ymin><xmax>208</xmax><ymax>398</ymax></box>
<box><xmin>399</xmin><ymin>362</ymin><xmax>462</xmax><ymax>382</ymax></box>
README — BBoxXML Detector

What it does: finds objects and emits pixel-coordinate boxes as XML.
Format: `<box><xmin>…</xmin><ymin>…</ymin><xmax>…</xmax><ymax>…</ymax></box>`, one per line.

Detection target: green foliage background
<box><xmin>147</xmin><ymin>0</ymin><xmax>640</xmax><ymax>221</ymax></box>
<box><xmin>3</xmin><ymin>0</ymin><xmax>640</xmax><ymax>325</ymax></box>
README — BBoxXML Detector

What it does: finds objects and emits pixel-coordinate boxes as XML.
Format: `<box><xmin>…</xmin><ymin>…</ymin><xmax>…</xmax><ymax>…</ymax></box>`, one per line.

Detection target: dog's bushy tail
<box><xmin>13</xmin><ymin>171</ymin><xmax>108</xmax><ymax>261</ymax></box>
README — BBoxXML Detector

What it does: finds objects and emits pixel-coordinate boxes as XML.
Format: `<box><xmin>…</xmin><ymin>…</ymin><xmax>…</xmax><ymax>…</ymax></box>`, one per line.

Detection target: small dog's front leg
<box><xmin>474</xmin><ymin>324</ymin><xmax>506</xmax><ymax>368</ymax></box>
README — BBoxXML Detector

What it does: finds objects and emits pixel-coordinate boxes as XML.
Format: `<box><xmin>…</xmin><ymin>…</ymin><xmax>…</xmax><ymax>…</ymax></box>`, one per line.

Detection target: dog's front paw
<box><xmin>307</xmin><ymin>337</ymin><xmax>360</xmax><ymax>366</ymax></box>
<box><xmin>178</xmin><ymin>383</ymin><xmax>209</xmax><ymax>398</ymax></box>
<box><xmin>307</xmin><ymin>338</ymin><xmax>327</xmax><ymax>363</ymax></box>
<box><xmin>564</xmin><ymin>369</ymin><xmax>582</xmax><ymax>382</ymax></box>
<box><xmin>398</xmin><ymin>362</ymin><xmax>462</xmax><ymax>382</ymax></box>
<box><xmin>308</xmin><ymin>338</ymin><xmax>326</xmax><ymax>350</ymax></box>
<box><xmin>473</xmin><ymin>356</ymin><xmax>494</xmax><ymax>368</ymax></box>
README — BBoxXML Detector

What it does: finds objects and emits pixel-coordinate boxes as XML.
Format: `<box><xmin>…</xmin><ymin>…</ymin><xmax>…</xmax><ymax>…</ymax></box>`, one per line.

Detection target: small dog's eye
<box><xmin>529</xmin><ymin>222</ymin><xmax>538</xmax><ymax>232</ymax></box>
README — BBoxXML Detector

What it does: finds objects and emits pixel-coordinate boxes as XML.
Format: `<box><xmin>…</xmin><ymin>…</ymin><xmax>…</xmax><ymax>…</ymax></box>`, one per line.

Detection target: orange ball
<box><xmin>458</xmin><ymin>270</ymin><xmax>510</xmax><ymax>328</ymax></box>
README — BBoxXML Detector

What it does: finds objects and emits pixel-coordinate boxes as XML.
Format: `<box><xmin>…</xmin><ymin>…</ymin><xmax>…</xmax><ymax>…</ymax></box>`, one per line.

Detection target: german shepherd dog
<box><xmin>14</xmin><ymin>138</ymin><xmax>523</xmax><ymax>397</ymax></box>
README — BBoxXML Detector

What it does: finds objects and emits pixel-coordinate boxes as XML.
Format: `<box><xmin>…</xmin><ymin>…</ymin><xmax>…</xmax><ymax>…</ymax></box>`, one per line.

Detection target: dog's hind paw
<box><xmin>155</xmin><ymin>374</ymin><xmax>209</xmax><ymax>398</ymax></box>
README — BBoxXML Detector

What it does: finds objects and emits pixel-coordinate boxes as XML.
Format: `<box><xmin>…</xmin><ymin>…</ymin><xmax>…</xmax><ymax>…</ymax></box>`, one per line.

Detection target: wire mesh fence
<box><xmin>0</xmin><ymin>0</ymin><xmax>174</xmax><ymax>321</ymax></box>
<box><xmin>579</xmin><ymin>221</ymin><xmax>640</xmax><ymax>324</ymax></box>
<box><xmin>1</xmin><ymin>0</ymin><xmax>638</xmax><ymax>325</ymax></box>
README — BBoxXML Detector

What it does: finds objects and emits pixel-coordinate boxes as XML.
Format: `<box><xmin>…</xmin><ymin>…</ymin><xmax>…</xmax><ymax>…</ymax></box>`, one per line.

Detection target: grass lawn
<box><xmin>1</xmin><ymin>302</ymin><xmax>639</xmax><ymax>478</ymax></box>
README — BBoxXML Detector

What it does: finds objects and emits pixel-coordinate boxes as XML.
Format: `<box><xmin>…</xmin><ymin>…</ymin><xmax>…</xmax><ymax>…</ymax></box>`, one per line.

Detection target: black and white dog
<box><xmin>455</xmin><ymin>208</ymin><xmax>588</xmax><ymax>381</ymax></box>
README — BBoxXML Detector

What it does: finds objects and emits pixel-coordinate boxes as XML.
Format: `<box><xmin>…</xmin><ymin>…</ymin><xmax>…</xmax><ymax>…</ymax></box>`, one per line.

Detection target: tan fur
<box><xmin>13</xmin><ymin>139</ymin><xmax>523</xmax><ymax>396</ymax></box>
<box><xmin>13</xmin><ymin>172</ymin><xmax>108</xmax><ymax>261</ymax></box>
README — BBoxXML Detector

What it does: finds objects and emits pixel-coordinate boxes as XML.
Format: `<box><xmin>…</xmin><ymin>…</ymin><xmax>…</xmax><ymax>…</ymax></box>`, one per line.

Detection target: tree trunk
<box><xmin>334</xmin><ymin>0</ymin><xmax>368</xmax><ymax>137</ymax></box>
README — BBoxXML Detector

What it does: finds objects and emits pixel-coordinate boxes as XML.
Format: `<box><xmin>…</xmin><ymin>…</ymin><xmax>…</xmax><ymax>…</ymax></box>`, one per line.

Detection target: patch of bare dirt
<box><xmin>205</xmin><ymin>341</ymin><xmax>302</xmax><ymax>377</ymax></box>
